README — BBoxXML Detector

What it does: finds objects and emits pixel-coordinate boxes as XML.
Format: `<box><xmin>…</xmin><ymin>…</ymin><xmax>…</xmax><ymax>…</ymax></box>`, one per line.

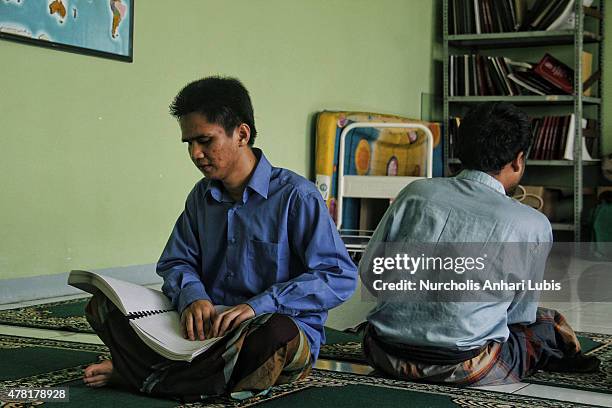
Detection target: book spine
<box><xmin>481</xmin><ymin>55</ymin><xmax>495</xmax><ymax>95</ymax></box>
<box><xmin>486</xmin><ymin>56</ymin><xmax>504</xmax><ymax>95</ymax></box>
<box><xmin>464</xmin><ymin>55</ymin><xmax>470</xmax><ymax>96</ymax></box>
<box><xmin>450</xmin><ymin>55</ymin><xmax>455</xmax><ymax>97</ymax></box>
<box><xmin>483</xmin><ymin>0</ymin><xmax>493</xmax><ymax>33</ymax></box>
<box><xmin>466</xmin><ymin>0</ymin><xmax>475</xmax><ymax>33</ymax></box>
<box><xmin>499</xmin><ymin>57</ymin><xmax>519</xmax><ymax>95</ymax></box>
<box><xmin>475</xmin><ymin>55</ymin><xmax>487</xmax><ymax>95</ymax></box>
<box><xmin>473</xmin><ymin>0</ymin><xmax>482</xmax><ymax>34</ymax></box>
<box><xmin>544</xmin><ymin>116</ymin><xmax>558</xmax><ymax>160</ymax></box>
<box><xmin>471</xmin><ymin>54</ymin><xmax>479</xmax><ymax>95</ymax></box>
<box><xmin>506</xmin><ymin>0</ymin><xmax>517</xmax><ymax>31</ymax></box>
<box><xmin>534</xmin><ymin>116</ymin><xmax>550</xmax><ymax>160</ymax></box>
<box><xmin>494</xmin><ymin>57</ymin><xmax>509</xmax><ymax>95</ymax></box>
<box><xmin>528</xmin><ymin>118</ymin><xmax>541</xmax><ymax>158</ymax></box>
<box><xmin>556</xmin><ymin>115</ymin><xmax>570</xmax><ymax>159</ymax></box>
<box><xmin>514</xmin><ymin>0</ymin><xmax>525</xmax><ymax>30</ymax></box>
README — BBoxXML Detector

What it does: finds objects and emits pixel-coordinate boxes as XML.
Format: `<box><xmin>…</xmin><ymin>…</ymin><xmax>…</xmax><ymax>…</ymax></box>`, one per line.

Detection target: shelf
<box><xmin>551</xmin><ymin>223</ymin><xmax>575</xmax><ymax>231</ymax></box>
<box><xmin>447</xmin><ymin>30</ymin><xmax>601</xmax><ymax>48</ymax></box>
<box><xmin>341</xmin><ymin>175</ymin><xmax>424</xmax><ymax>199</ymax></box>
<box><xmin>442</xmin><ymin>0</ymin><xmax>604</xmax><ymax>242</ymax></box>
<box><xmin>526</xmin><ymin>160</ymin><xmax>601</xmax><ymax>166</ymax></box>
<box><xmin>448</xmin><ymin>158</ymin><xmax>602</xmax><ymax>167</ymax></box>
<box><xmin>448</xmin><ymin>96</ymin><xmax>601</xmax><ymax>105</ymax></box>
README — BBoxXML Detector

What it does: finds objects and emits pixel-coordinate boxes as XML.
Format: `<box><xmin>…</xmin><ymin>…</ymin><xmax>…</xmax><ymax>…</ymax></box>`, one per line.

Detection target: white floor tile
<box><xmin>574</xmin><ymin>325</ymin><xmax>612</xmax><ymax>335</ymax></box>
<box><xmin>515</xmin><ymin>384</ymin><xmax>612</xmax><ymax>407</ymax></box>
<box><xmin>0</xmin><ymin>302</ymin><xmax>28</xmax><ymax>311</ymax></box>
<box><xmin>471</xmin><ymin>382</ymin><xmax>529</xmax><ymax>394</ymax></box>
<box><xmin>16</xmin><ymin>294</ymin><xmax>90</xmax><ymax>307</ymax></box>
<box><xmin>53</xmin><ymin>332</ymin><xmax>104</xmax><ymax>345</ymax></box>
<box><xmin>0</xmin><ymin>324</ymin><xmax>77</xmax><ymax>340</ymax></box>
<box><xmin>315</xmin><ymin>359</ymin><xmax>374</xmax><ymax>375</ymax></box>
<box><xmin>538</xmin><ymin>302</ymin><xmax>581</xmax><ymax>313</ymax></box>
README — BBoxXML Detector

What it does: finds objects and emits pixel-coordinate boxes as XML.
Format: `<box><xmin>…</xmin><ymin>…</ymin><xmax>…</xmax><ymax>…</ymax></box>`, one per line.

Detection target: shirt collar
<box><xmin>204</xmin><ymin>180</ymin><xmax>225</xmax><ymax>202</ymax></box>
<box><xmin>204</xmin><ymin>148</ymin><xmax>271</xmax><ymax>203</ymax></box>
<box><xmin>245</xmin><ymin>148</ymin><xmax>271</xmax><ymax>200</ymax></box>
<box><xmin>456</xmin><ymin>169</ymin><xmax>506</xmax><ymax>195</ymax></box>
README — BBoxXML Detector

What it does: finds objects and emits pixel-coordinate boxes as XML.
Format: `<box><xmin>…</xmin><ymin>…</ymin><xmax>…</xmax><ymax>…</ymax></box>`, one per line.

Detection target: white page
<box><xmin>99</xmin><ymin>275</ymin><xmax>173</xmax><ymax>315</ymax></box>
<box><xmin>129</xmin><ymin>311</ymin><xmax>220</xmax><ymax>361</ymax></box>
<box><xmin>68</xmin><ymin>270</ymin><xmax>173</xmax><ymax>315</ymax></box>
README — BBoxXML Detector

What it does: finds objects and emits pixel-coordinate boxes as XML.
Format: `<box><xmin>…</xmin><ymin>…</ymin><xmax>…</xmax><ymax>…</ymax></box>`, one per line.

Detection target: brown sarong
<box><xmin>363</xmin><ymin>307</ymin><xmax>581</xmax><ymax>386</ymax></box>
<box><xmin>85</xmin><ymin>291</ymin><xmax>311</xmax><ymax>402</ymax></box>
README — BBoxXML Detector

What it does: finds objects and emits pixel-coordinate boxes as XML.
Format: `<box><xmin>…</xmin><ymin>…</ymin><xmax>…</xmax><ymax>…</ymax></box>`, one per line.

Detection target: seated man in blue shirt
<box><xmin>83</xmin><ymin>76</ymin><xmax>357</xmax><ymax>400</ymax></box>
<box><xmin>360</xmin><ymin>102</ymin><xmax>600</xmax><ymax>386</ymax></box>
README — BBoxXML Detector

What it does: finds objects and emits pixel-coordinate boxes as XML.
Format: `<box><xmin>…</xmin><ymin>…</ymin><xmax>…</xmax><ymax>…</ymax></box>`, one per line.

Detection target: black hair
<box><xmin>456</xmin><ymin>102</ymin><xmax>531</xmax><ymax>174</ymax></box>
<box><xmin>169</xmin><ymin>76</ymin><xmax>257</xmax><ymax>145</ymax></box>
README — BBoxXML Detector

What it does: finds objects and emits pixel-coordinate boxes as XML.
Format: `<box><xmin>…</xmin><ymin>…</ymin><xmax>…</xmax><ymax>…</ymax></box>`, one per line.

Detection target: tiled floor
<box><xmin>1</xmin><ymin>294</ymin><xmax>611</xmax><ymax>406</ymax></box>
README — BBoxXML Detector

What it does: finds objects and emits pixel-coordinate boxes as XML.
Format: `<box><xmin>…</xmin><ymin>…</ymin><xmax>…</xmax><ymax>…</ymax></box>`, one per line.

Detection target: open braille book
<box><xmin>68</xmin><ymin>269</ymin><xmax>230</xmax><ymax>362</ymax></box>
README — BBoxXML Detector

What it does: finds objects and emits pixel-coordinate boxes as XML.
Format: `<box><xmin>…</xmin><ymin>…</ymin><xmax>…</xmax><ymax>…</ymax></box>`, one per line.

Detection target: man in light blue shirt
<box><xmin>83</xmin><ymin>77</ymin><xmax>357</xmax><ymax>399</ymax></box>
<box><xmin>360</xmin><ymin>102</ymin><xmax>599</xmax><ymax>385</ymax></box>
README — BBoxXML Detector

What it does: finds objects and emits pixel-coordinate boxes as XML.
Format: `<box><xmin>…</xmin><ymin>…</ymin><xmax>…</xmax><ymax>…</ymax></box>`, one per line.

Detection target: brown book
<box><xmin>582</xmin><ymin>51</ymin><xmax>593</xmax><ymax>96</ymax></box>
<box><xmin>533</xmin><ymin>116</ymin><xmax>550</xmax><ymax>160</ymax></box>
<box><xmin>556</xmin><ymin>116</ymin><xmax>570</xmax><ymax>159</ymax></box>
<box><xmin>482</xmin><ymin>0</ymin><xmax>493</xmax><ymax>33</ymax></box>
<box><xmin>544</xmin><ymin>116</ymin><xmax>559</xmax><ymax>160</ymax></box>
<box><xmin>481</xmin><ymin>55</ymin><xmax>495</xmax><ymax>95</ymax></box>
<box><xmin>536</xmin><ymin>116</ymin><xmax>549</xmax><ymax>160</ymax></box>
<box><xmin>528</xmin><ymin>118</ymin><xmax>541</xmax><ymax>158</ymax></box>
<box><xmin>471</xmin><ymin>55</ymin><xmax>479</xmax><ymax>95</ymax></box>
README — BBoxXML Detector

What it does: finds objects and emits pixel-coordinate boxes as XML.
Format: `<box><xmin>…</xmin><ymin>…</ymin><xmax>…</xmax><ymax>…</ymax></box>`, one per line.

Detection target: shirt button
<box><xmin>229</xmin><ymin>237</ymin><xmax>236</xmax><ymax>244</ymax></box>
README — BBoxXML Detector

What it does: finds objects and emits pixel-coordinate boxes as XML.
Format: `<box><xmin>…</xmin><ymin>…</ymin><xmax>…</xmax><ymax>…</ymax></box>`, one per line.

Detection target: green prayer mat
<box><xmin>0</xmin><ymin>334</ymin><xmax>597</xmax><ymax>408</ymax></box>
<box><xmin>1</xmin><ymin>298</ymin><xmax>610</xmax><ymax>394</ymax></box>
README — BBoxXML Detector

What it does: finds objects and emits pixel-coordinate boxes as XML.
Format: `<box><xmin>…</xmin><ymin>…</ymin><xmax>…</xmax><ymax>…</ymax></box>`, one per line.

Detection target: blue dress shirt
<box><xmin>157</xmin><ymin>149</ymin><xmax>357</xmax><ymax>360</ymax></box>
<box><xmin>360</xmin><ymin>170</ymin><xmax>553</xmax><ymax>350</ymax></box>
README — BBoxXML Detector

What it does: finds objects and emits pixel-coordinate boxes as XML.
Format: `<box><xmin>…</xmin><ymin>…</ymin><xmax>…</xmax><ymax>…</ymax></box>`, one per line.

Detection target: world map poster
<box><xmin>0</xmin><ymin>0</ymin><xmax>133</xmax><ymax>62</ymax></box>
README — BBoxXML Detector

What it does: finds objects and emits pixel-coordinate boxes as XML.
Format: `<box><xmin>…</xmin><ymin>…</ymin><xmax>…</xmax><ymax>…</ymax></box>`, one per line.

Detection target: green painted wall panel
<box><xmin>603</xmin><ymin>1</ymin><xmax>612</xmax><ymax>155</ymax></box>
<box><xmin>0</xmin><ymin>0</ymin><xmax>439</xmax><ymax>279</ymax></box>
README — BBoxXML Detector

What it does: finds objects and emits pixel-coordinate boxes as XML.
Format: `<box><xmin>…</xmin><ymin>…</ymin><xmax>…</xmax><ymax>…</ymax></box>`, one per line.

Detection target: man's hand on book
<box><xmin>181</xmin><ymin>299</ymin><xmax>216</xmax><ymax>341</ymax></box>
<box><xmin>211</xmin><ymin>303</ymin><xmax>255</xmax><ymax>338</ymax></box>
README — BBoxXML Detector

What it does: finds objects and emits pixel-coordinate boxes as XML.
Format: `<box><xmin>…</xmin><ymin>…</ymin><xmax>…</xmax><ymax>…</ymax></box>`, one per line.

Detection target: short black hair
<box><xmin>169</xmin><ymin>76</ymin><xmax>257</xmax><ymax>145</ymax></box>
<box><xmin>456</xmin><ymin>102</ymin><xmax>531</xmax><ymax>173</ymax></box>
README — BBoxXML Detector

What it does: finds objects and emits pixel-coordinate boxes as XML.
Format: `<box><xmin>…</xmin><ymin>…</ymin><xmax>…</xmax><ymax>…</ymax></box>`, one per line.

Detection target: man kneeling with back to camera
<box><xmin>359</xmin><ymin>102</ymin><xmax>600</xmax><ymax>385</ymax></box>
<box><xmin>82</xmin><ymin>76</ymin><xmax>357</xmax><ymax>401</ymax></box>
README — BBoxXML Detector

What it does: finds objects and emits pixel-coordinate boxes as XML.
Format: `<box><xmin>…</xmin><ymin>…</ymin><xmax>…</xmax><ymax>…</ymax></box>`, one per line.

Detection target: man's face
<box><xmin>179</xmin><ymin>112</ymin><xmax>241</xmax><ymax>181</ymax></box>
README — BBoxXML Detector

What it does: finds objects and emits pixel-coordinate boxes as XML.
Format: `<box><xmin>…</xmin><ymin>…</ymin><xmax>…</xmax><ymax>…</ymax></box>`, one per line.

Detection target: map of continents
<box><xmin>0</xmin><ymin>0</ymin><xmax>130</xmax><ymax>57</ymax></box>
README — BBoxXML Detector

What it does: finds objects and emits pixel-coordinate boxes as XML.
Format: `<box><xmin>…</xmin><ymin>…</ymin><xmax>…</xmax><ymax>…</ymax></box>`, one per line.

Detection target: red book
<box><xmin>544</xmin><ymin>116</ymin><xmax>559</xmax><ymax>160</ymax></box>
<box><xmin>532</xmin><ymin>116</ymin><xmax>548</xmax><ymax>160</ymax></box>
<box><xmin>533</xmin><ymin>54</ymin><xmax>573</xmax><ymax>94</ymax></box>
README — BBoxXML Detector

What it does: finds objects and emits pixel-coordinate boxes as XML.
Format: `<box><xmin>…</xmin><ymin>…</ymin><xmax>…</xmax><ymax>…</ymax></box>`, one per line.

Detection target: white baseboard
<box><xmin>0</xmin><ymin>264</ymin><xmax>162</xmax><ymax>304</ymax></box>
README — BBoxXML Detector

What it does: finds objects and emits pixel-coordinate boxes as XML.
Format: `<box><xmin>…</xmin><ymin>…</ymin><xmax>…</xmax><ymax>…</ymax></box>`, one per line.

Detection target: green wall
<box><xmin>603</xmin><ymin>1</ymin><xmax>612</xmax><ymax>155</ymax></box>
<box><xmin>0</xmin><ymin>0</ymin><xmax>439</xmax><ymax>279</ymax></box>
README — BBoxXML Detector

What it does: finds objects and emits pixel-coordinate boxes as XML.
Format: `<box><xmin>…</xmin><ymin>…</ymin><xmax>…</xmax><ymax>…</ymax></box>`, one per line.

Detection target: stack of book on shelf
<box><xmin>447</xmin><ymin>114</ymin><xmax>598</xmax><ymax>162</ymax></box>
<box><xmin>449</xmin><ymin>52</ymin><xmax>594</xmax><ymax>97</ymax></box>
<box><xmin>530</xmin><ymin>115</ymin><xmax>574</xmax><ymax>160</ymax></box>
<box><xmin>449</xmin><ymin>0</ymin><xmax>593</xmax><ymax>34</ymax></box>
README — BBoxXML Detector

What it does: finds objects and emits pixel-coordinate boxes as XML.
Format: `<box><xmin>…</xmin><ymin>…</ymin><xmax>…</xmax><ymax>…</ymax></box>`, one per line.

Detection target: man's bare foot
<box><xmin>83</xmin><ymin>359</ymin><xmax>114</xmax><ymax>388</ymax></box>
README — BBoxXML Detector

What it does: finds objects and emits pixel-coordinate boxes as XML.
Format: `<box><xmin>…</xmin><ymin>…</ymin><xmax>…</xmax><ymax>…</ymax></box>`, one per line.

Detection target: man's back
<box><xmin>362</xmin><ymin>170</ymin><xmax>552</xmax><ymax>350</ymax></box>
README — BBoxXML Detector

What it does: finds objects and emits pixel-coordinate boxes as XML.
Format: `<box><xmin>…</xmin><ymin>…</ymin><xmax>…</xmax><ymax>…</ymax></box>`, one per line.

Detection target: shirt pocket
<box><xmin>247</xmin><ymin>239</ymin><xmax>289</xmax><ymax>291</ymax></box>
